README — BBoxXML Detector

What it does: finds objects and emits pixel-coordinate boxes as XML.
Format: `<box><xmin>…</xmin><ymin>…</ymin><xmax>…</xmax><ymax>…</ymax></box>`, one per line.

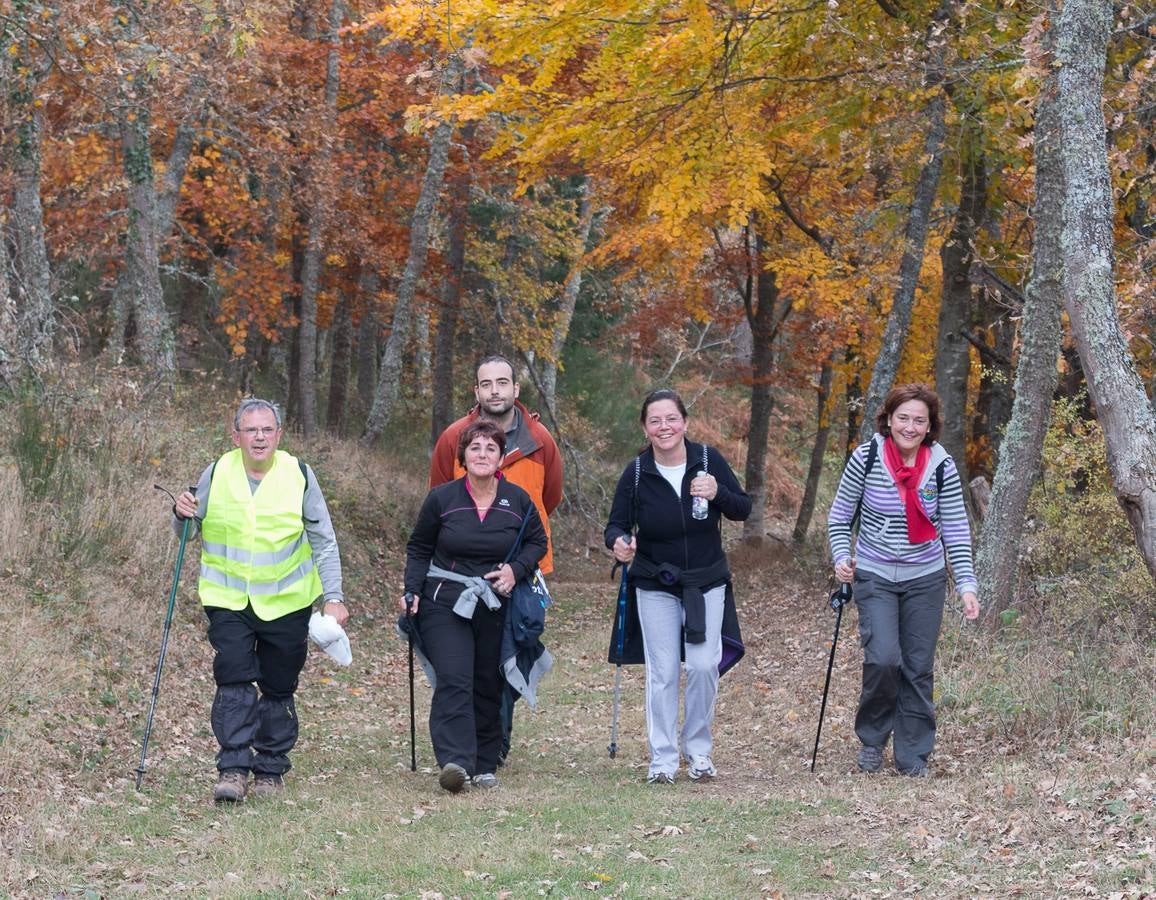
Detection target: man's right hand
<box><xmin>174</xmin><ymin>490</ymin><xmax>199</xmax><ymax>519</ymax></box>
<box><xmin>399</xmin><ymin>592</ymin><xmax>419</xmax><ymax>615</ymax></box>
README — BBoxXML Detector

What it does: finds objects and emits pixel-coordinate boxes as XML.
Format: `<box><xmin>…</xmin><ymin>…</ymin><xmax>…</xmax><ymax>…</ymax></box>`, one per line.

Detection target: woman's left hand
<box><xmin>485</xmin><ymin>563</ymin><xmax>515</xmax><ymax>596</ymax></box>
<box><xmin>961</xmin><ymin>591</ymin><xmax>980</xmax><ymax>620</ymax></box>
<box><xmin>690</xmin><ymin>472</ymin><xmax>717</xmax><ymax>501</ymax></box>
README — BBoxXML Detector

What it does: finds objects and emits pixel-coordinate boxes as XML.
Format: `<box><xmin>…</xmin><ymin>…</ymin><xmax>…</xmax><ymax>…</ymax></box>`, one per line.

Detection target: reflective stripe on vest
<box><xmin>198</xmin><ymin>448</ymin><xmax>323</xmax><ymax>620</ymax></box>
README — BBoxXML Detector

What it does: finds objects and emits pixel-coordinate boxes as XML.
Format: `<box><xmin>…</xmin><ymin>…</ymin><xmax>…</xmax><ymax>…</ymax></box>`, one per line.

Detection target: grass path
<box><xmin>3</xmin><ymin>554</ymin><xmax>1153</xmax><ymax>898</ymax></box>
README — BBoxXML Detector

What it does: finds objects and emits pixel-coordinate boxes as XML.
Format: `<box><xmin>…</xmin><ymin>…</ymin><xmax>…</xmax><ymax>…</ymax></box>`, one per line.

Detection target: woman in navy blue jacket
<box><xmin>604</xmin><ymin>389</ymin><xmax>751</xmax><ymax>783</ymax></box>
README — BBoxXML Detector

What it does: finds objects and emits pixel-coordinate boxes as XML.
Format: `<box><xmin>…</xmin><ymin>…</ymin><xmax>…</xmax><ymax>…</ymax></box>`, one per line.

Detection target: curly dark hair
<box><xmin>456</xmin><ymin>419</ymin><xmax>507</xmax><ymax>466</ymax></box>
<box><xmin>875</xmin><ymin>383</ymin><xmax>941</xmax><ymax>445</ymax></box>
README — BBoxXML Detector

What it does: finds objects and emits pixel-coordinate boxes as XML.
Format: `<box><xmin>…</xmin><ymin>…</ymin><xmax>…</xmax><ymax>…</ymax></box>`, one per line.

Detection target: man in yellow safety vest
<box><xmin>173</xmin><ymin>398</ymin><xmax>348</xmax><ymax>803</ymax></box>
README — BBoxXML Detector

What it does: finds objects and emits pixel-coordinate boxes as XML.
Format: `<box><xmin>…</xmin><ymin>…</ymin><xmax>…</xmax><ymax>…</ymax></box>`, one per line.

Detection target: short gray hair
<box><xmin>233</xmin><ymin>398</ymin><xmax>283</xmax><ymax>430</ymax></box>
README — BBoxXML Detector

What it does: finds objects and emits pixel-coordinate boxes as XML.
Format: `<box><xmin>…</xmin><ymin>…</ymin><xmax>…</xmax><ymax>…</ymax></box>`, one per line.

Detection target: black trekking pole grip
<box><xmin>135</xmin><ymin>486</ymin><xmax>196</xmax><ymax>791</ymax></box>
<box><xmin>810</xmin><ymin>582</ymin><xmax>851</xmax><ymax>773</ymax></box>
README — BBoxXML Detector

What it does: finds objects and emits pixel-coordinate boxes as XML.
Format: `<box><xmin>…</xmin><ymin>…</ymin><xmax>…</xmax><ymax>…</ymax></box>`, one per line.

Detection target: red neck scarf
<box><xmin>882</xmin><ymin>437</ymin><xmax>937</xmax><ymax>543</ymax></box>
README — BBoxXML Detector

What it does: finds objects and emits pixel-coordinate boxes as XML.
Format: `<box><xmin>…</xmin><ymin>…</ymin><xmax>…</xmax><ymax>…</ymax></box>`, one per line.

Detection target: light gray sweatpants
<box><xmin>637</xmin><ymin>585</ymin><xmax>725</xmax><ymax>776</ymax></box>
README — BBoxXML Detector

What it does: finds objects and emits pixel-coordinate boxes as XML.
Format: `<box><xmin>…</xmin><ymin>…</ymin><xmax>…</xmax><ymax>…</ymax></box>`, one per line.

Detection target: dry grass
<box><xmin>0</xmin><ymin>368</ymin><xmax>1153</xmax><ymax>897</ymax></box>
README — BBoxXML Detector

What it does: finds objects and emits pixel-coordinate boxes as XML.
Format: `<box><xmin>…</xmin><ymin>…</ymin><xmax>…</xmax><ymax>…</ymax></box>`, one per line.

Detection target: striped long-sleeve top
<box><xmin>827</xmin><ymin>435</ymin><xmax>977</xmax><ymax>595</ymax></box>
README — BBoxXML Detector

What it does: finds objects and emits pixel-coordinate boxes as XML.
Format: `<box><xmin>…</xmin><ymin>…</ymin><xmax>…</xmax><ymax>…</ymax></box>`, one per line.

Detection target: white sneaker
<box><xmin>687</xmin><ymin>756</ymin><xmax>716</xmax><ymax>780</ymax></box>
<box><xmin>472</xmin><ymin>773</ymin><xmax>499</xmax><ymax>788</ymax></box>
<box><xmin>646</xmin><ymin>771</ymin><xmax>675</xmax><ymax>785</ymax></box>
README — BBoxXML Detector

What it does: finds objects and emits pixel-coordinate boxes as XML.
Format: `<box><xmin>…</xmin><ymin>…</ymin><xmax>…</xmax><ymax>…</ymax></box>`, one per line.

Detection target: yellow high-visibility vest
<box><xmin>198</xmin><ymin>448</ymin><xmax>322</xmax><ymax>620</ymax></box>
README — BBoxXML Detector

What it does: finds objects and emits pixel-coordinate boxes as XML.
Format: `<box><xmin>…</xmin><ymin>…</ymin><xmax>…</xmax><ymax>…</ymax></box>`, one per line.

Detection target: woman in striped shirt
<box><xmin>828</xmin><ymin>384</ymin><xmax>979</xmax><ymax>777</ymax></box>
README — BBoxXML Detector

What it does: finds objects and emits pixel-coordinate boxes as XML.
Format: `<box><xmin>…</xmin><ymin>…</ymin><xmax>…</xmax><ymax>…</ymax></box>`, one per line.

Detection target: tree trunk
<box><xmin>845</xmin><ymin>351</ymin><xmax>863</xmax><ymax>461</ymax></box>
<box><xmin>10</xmin><ymin>67</ymin><xmax>53</xmax><ymax>371</ymax></box>
<box><xmin>431</xmin><ymin>170</ymin><xmax>470</xmax><ymax>445</ymax></box>
<box><xmin>1055</xmin><ymin>0</ymin><xmax>1156</xmax><ymax>581</ymax></box>
<box><xmin>296</xmin><ymin>0</ymin><xmax>342</xmax><ymax>439</ymax></box>
<box><xmin>538</xmin><ymin>177</ymin><xmax>595</xmax><ymax>415</ymax></box>
<box><xmin>354</xmin><ymin>267</ymin><xmax>380</xmax><ymax>425</ymax></box>
<box><xmin>363</xmin><ymin>53</ymin><xmax>463</xmax><ymax>442</ymax></box>
<box><xmin>975</xmin><ymin>22</ymin><xmax>1065</xmax><ymax>616</ymax></box>
<box><xmin>743</xmin><ymin>227</ymin><xmax>790</xmax><ymax>542</ymax></box>
<box><xmin>792</xmin><ymin>359</ymin><xmax>835</xmax><ymax>544</ymax></box>
<box><xmin>326</xmin><ymin>291</ymin><xmax>352</xmax><ymax>435</ymax></box>
<box><xmin>934</xmin><ymin>123</ymin><xmax>986</xmax><ymax>472</ymax></box>
<box><xmin>860</xmin><ymin>4</ymin><xmax>951</xmax><ymax>438</ymax></box>
<box><xmin>0</xmin><ymin>213</ymin><xmax>17</xmax><ymax>387</ymax></box>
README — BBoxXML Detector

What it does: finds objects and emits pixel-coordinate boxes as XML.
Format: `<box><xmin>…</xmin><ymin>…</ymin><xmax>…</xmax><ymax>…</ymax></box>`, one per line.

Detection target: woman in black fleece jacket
<box><xmin>402</xmin><ymin>420</ymin><xmax>546</xmax><ymax>793</ymax></box>
<box><xmin>604</xmin><ymin>389</ymin><xmax>751</xmax><ymax>783</ymax></box>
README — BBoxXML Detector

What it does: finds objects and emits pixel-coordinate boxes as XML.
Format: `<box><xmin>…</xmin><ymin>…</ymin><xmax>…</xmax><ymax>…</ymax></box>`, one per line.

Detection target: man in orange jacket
<box><xmin>429</xmin><ymin>355</ymin><xmax>563</xmax><ymax>764</ymax></box>
<box><xmin>429</xmin><ymin>355</ymin><xmax>563</xmax><ymax>574</ymax></box>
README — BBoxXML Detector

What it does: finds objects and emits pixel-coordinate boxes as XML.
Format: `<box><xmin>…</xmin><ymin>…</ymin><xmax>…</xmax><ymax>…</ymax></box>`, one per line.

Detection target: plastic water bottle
<box><xmin>691</xmin><ymin>471</ymin><xmax>709</xmax><ymax>520</ymax></box>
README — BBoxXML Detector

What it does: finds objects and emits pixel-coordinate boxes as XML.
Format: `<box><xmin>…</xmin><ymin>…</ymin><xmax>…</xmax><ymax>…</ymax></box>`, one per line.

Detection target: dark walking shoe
<box><xmin>899</xmin><ymin>762</ymin><xmax>931</xmax><ymax>778</ymax></box>
<box><xmin>213</xmin><ymin>769</ymin><xmax>249</xmax><ymax>803</ymax></box>
<box><xmin>438</xmin><ymin>763</ymin><xmax>469</xmax><ymax>794</ymax></box>
<box><xmin>857</xmin><ymin>745</ymin><xmax>884</xmax><ymax>773</ymax></box>
<box><xmin>250</xmin><ymin>773</ymin><xmax>284</xmax><ymax>798</ymax></box>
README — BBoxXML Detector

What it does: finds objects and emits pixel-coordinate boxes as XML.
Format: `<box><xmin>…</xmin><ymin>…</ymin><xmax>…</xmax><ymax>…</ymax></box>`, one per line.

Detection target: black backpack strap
<box><xmin>851</xmin><ymin>439</ymin><xmax>877</xmax><ymax>531</ymax></box>
<box><xmin>503</xmin><ymin>511</ymin><xmax>531</xmax><ymax>565</ymax></box>
<box><xmin>936</xmin><ymin>459</ymin><xmax>946</xmax><ymax>496</ymax></box>
<box><xmin>298</xmin><ymin>459</ymin><xmax>320</xmax><ymax>524</ymax></box>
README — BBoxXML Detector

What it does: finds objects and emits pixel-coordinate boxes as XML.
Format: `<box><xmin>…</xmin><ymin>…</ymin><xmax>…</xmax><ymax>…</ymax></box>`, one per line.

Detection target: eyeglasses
<box><xmin>646</xmin><ymin>415</ymin><xmax>683</xmax><ymax>428</ymax></box>
<box><xmin>239</xmin><ymin>426</ymin><xmax>278</xmax><ymax>437</ymax></box>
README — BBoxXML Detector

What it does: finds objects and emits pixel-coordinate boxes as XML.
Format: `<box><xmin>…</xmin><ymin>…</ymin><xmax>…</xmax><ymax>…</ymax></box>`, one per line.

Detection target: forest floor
<box><xmin>1</xmin><ymin>536</ymin><xmax>1153</xmax><ymax>899</ymax></box>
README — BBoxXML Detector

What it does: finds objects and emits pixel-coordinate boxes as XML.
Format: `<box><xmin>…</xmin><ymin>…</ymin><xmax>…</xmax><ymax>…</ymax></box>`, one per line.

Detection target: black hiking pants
<box><xmin>206</xmin><ymin>603</ymin><xmax>311</xmax><ymax>775</ymax></box>
<box><xmin>853</xmin><ymin>569</ymin><xmax>946</xmax><ymax>773</ymax></box>
<box><xmin>415</xmin><ymin>593</ymin><xmax>507</xmax><ymax>776</ymax></box>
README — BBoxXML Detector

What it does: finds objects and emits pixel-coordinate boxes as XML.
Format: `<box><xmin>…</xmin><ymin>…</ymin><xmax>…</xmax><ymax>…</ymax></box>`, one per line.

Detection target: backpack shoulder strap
<box><xmin>851</xmin><ymin>439</ymin><xmax>876</xmax><ymax>531</ymax></box>
<box><xmin>631</xmin><ymin>456</ymin><xmax>641</xmax><ymax>532</ymax></box>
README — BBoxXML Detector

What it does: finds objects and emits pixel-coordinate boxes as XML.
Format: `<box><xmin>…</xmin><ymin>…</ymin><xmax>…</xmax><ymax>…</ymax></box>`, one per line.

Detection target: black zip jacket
<box><xmin>405</xmin><ymin>475</ymin><xmax>547</xmax><ymax>606</ymax></box>
<box><xmin>603</xmin><ymin>440</ymin><xmax>751</xmax><ymax>595</ymax></box>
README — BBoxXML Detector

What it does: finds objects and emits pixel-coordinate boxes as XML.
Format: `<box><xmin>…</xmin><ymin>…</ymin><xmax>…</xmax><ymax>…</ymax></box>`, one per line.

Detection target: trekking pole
<box><xmin>406</xmin><ymin>593</ymin><xmax>416</xmax><ymax>772</ymax></box>
<box><xmin>810</xmin><ymin>582</ymin><xmax>852</xmax><ymax>773</ymax></box>
<box><xmin>608</xmin><ymin>560</ymin><xmax>629</xmax><ymax>759</ymax></box>
<box><xmin>135</xmin><ymin>485</ymin><xmax>195</xmax><ymax>791</ymax></box>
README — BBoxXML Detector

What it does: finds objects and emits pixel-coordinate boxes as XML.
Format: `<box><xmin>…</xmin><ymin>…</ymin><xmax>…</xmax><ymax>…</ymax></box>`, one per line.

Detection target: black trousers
<box><xmin>415</xmin><ymin>594</ymin><xmax>507</xmax><ymax>776</ymax></box>
<box><xmin>853</xmin><ymin>569</ymin><xmax>946</xmax><ymax>772</ymax></box>
<box><xmin>205</xmin><ymin>603</ymin><xmax>311</xmax><ymax>775</ymax></box>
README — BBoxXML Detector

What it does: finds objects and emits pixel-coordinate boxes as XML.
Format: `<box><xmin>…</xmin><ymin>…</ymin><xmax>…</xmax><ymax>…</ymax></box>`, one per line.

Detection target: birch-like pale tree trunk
<box><xmin>363</xmin><ymin>53</ymin><xmax>464</xmax><ymax>442</ymax></box>
<box><xmin>111</xmin><ymin>1</ymin><xmax>174</xmax><ymax>376</ymax></box>
<box><xmin>7</xmin><ymin>23</ymin><xmax>54</xmax><ymax>372</ymax></box>
<box><xmin>859</xmin><ymin>3</ymin><xmax>951</xmax><ymax>438</ymax></box>
<box><xmin>975</xmin><ymin>19</ymin><xmax>1065</xmax><ymax>615</ymax></box>
<box><xmin>107</xmin><ymin>114</ymin><xmax>201</xmax><ymax>361</ymax></box>
<box><xmin>0</xmin><ymin>212</ymin><xmax>16</xmax><ymax>388</ymax></box>
<box><xmin>1054</xmin><ymin>0</ymin><xmax>1156</xmax><ymax>581</ymax></box>
<box><xmin>296</xmin><ymin>0</ymin><xmax>342</xmax><ymax>439</ymax></box>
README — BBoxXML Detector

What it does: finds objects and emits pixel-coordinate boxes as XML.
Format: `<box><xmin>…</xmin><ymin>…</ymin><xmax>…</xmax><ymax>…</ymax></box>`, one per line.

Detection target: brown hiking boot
<box><xmin>213</xmin><ymin>769</ymin><xmax>248</xmax><ymax>803</ymax></box>
<box><xmin>250</xmin><ymin>773</ymin><xmax>284</xmax><ymax>799</ymax></box>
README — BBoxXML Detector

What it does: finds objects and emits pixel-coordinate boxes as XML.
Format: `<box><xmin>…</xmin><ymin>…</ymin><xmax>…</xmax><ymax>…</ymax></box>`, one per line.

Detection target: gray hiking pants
<box><xmin>853</xmin><ymin>569</ymin><xmax>946</xmax><ymax>773</ymax></box>
<box><xmin>637</xmin><ymin>585</ymin><xmax>724</xmax><ymax>776</ymax></box>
